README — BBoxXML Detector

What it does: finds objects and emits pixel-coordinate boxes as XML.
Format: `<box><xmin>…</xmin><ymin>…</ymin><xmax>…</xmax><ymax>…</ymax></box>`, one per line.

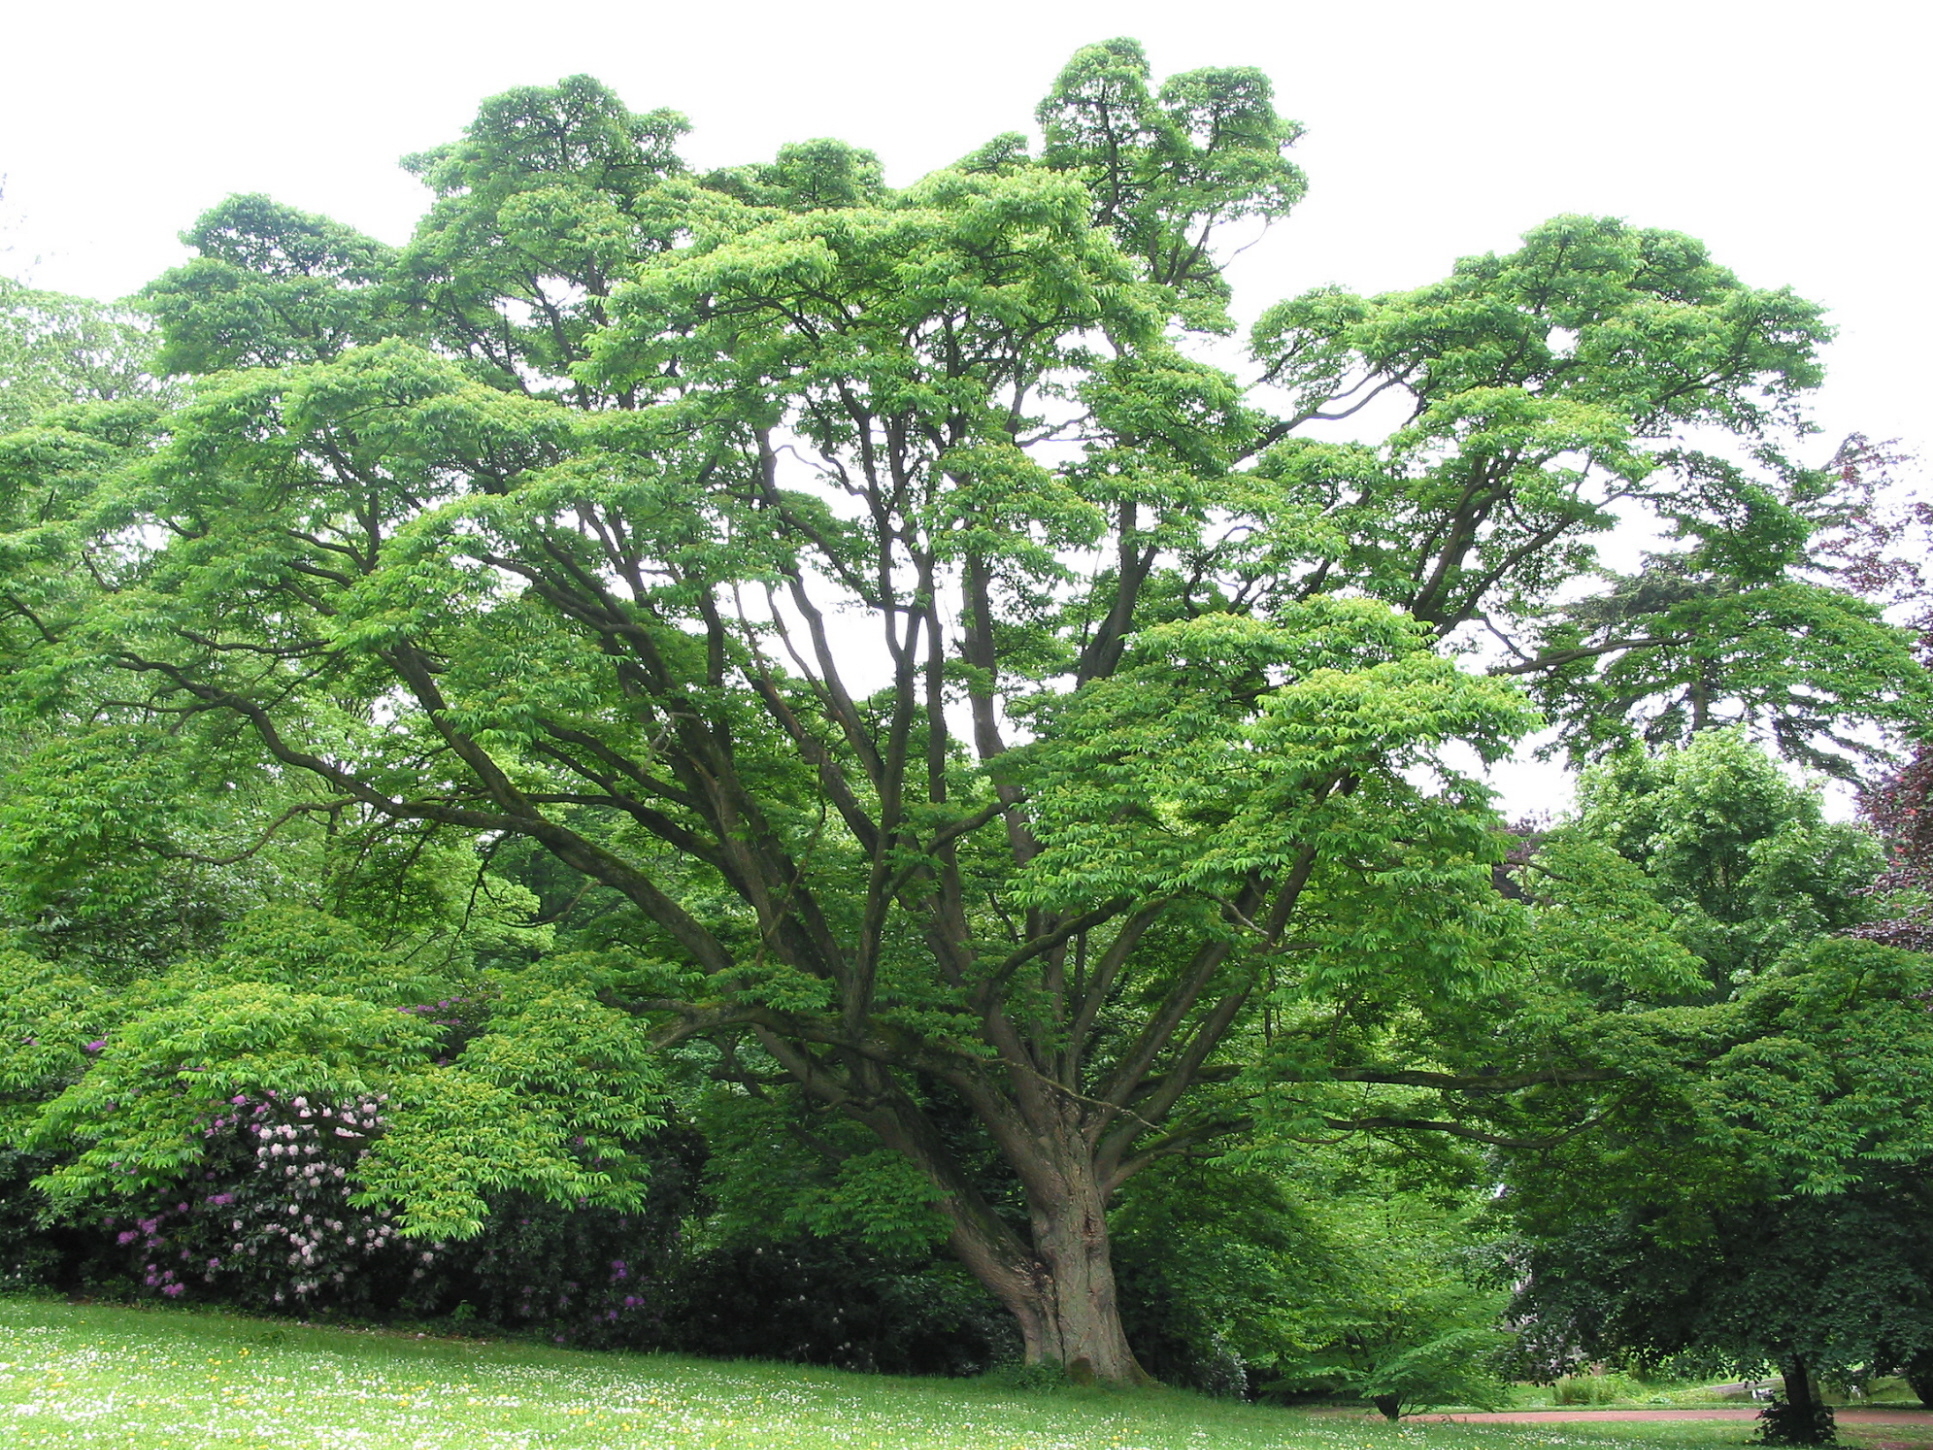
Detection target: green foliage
<box><xmin>1502</xmin><ymin>936</ymin><xmax>1933</xmax><ymax>1388</ymax></box>
<box><xmin>1247</xmin><ymin>216</ymin><xmax>1925</xmax><ymax>773</ymax></box>
<box><xmin>1037</xmin><ymin>37</ymin><xmax>1305</xmax><ymax>326</ymax></box>
<box><xmin>0</xmin><ymin>899</ymin><xmax>668</xmax><ymax>1245</ymax></box>
<box><xmin>696</xmin><ymin>1091</ymin><xmax>948</xmax><ymax>1257</ymax></box>
<box><xmin>142</xmin><ymin>194</ymin><xmax>398</xmax><ymax>374</ymax></box>
<box><xmin>1261</xmin><ymin>1198</ymin><xmax>1512</xmax><ymax>1418</ymax></box>
<box><xmin>1552</xmin><ymin>1373</ymin><xmax>1648</xmax><ymax>1405</ymax></box>
<box><xmin>1111</xmin><ymin>1159</ymin><xmax>1343</xmax><ymax>1393</ymax></box>
<box><xmin>0</xmin><ymin>950</ymin><xmax>105</xmax><ymax>1143</ymax></box>
<box><xmin>1571</xmin><ymin>731</ymin><xmax>1885</xmax><ymax>991</ymax></box>
<box><xmin>0</xmin><ymin>278</ymin><xmax>160</xmax><ymax>430</ymax></box>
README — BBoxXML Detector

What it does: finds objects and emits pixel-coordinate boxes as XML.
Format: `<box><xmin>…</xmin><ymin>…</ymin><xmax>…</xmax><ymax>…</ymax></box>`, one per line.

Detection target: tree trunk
<box><xmin>1017</xmin><ymin>1163</ymin><xmax>1146</xmax><ymax>1384</ymax></box>
<box><xmin>1781</xmin><ymin>1357</ymin><xmax>1817</xmax><ymax>1419</ymax></box>
<box><xmin>1766</xmin><ymin>1354</ymin><xmax>1835</xmax><ymax>1446</ymax></box>
<box><xmin>1906</xmin><ymin>1349</ymin><xmax>1933</xmax><ymax>1408</ymax></box>
<box><xmin>924</xmin><ymin>1127</ymin><xmax>1151</xmax><ymax>1384</ymax></box>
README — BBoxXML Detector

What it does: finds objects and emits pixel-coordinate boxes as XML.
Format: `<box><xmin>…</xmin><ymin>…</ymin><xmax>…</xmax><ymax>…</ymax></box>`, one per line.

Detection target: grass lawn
<box><xmin>0</xmin><ymin>1295</ymin><xmax>1920</xmax><ymax>1450</ymax></box>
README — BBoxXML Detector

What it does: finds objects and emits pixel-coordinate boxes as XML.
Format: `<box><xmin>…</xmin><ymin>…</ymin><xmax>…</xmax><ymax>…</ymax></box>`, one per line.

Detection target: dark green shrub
<box><xmin>665</xmin><ymin>1236</ymin><xmax>1015</xmax><ymax>1376</ymax></box>
<box><xmin>1755</xmin><ymin>1395</ymin><xmax>1837</xmax><ymax>1445</ymax></box>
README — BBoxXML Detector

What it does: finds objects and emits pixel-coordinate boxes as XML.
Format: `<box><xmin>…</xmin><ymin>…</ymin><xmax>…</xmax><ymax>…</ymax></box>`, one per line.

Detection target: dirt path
<box><xmin>1416</xmin><ymin>1409</ymin><xmax>1933</xmax><ymax>1425</ymax></box>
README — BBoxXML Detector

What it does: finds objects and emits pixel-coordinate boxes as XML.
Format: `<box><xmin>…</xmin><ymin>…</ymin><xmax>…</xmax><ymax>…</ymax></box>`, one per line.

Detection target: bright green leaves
<box><xmin>586</xmin><ymin>162</ymin><xmax>1180</xmax><ymax>637</ymax></box>
<box><xmin>0</xmin><ymin>299</ymin><xmax>169</xmax><ymax>698</ymax></box>
<box><xmin>1080</xmin><ymin>346</ymin><xmax>1255</xmax><ymax>484</ymax></box>
<box><xmin>406</xmin><ymin>75</ymin><xmax>688</xmax><ymax>200</ymax></box>
<box><xmin>1241</xmin><ymin>214</ymin><xmax>1914</xmax><ymax>768</ymax></box>
<box><xmin>1571</xmin><ymin>730</ymin><xmax>1886</xmax><ymax>987</ymax></box>
<box><xmin>0</xmin><ymin>724</ymin><xmax>216</xmax><ymax>941</ymax></box>
<box><xmin>0</xmin><ymin>950</ymin><xmax>108</xmax><ymax>1143</ymax></box>
<box><xmin>1510</xmin><ymin>832</ymin><xmax>1706</xmax><ymax>1003</ymax></box>
<box><xmin>1707</xmin><ymin>939</ymin><xmax>1933</xmax><ymax>1193</ymax></box>
<box><xmin>701</xmin><ymin>139</ymin><xmax>888</xmax><ymax>213</ymax></box>
<box><xmin>191</xmin><ymin>906</ymin><xmax>450</xmax><ymax>1005</ymax></box>
<box><xmin>935</xmin><ymin>441</ymin><xmax>1102</xmax><ymax>573</ymax></box>
<box><xmin>283</xmin><ymin>338</ymin><xmax>571</xmax><ymax>485</ymax></box>
<box><xmin>29</xmin><ymin>981</ymin><xmax>439</xmax><ymax>1209</ymax></box>
<box><xmin>1038</xmin><ymin>38</ymin><xmax>1306</xmax><ymax>325</ymax></box>
<box><xmin>1266</xmin><ymin>1220</ymin><xmax>1512</xmax><ymax>1419</ymax></box>
<box><xmin>7</xmin><ymin>903</ymin><xmax>666</xmax><ymax>1240</ymax></box>
<box><xmin>597</xmin><ymin>166</ymin><xmax>1155</xmax><ymax>426</ymax></box>
<box><xmin>355</xmin><ymin>967</ymin><xmax>666</xmax><ymax>1239</ymax></box>
<box><xmin>397</xmin><ymin>76</ymin><xmax>691</xmax><ymax>398</ymax></box>
<box><xmin>0</xmin><ymin>279</ymin><xmax>161</xmax><ymax>430</ymax></box>
<box><xmin>1255</xmin><ymin>214</ymin><xmax>1826</xmax><ymax>427</ymax></box>
<box><xmin>1246</xmin><ymin>215</ymin><xmax>1835</xmax><ymax>631</ymax></box>
<box><xmin>144</xmin><ymin>195</ymin><xmax>398</xmax><ymax>374</ymax></box>
<box><xmin>1016</xmin><ymin>601</ymin><xmax>1537</xmax><ymax>1005</ymax></box>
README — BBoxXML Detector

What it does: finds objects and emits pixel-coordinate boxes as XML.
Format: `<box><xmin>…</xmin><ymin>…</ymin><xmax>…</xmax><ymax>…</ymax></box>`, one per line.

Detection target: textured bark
<box><xmin>917</xmin><ymin>1121</ymin><xmax>1150</xmax><ymax>1384</ymax></box>
<box><xmin>1021</xmin><ymin>1161</ymin><xmax>1148</xmax><ymax>1384</ymax></box>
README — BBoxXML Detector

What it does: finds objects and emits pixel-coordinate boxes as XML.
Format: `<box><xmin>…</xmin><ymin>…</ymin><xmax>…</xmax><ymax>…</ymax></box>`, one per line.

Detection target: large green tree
<box><xmin>2</xmin><ymin>42</ymin><xmax>1926</xmax><ymax>1379</ymax></box>
<box><xmin>1503</xmin><ymin>936</ymin><xmax>1933</xmax><ymax>1440</ymax></box>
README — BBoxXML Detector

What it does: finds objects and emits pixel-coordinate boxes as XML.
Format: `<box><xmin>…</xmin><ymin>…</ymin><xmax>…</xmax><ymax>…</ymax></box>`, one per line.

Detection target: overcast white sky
<box><xmin>2</xmin><ymin>0</ymin><xmax>1926</xmax><ymax>811</ymax></box>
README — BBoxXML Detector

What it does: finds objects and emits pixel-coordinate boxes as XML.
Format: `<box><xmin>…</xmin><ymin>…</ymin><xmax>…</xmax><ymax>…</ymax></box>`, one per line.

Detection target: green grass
<box><xmin>0</xmin><ymin>1295</ymin><xmax>1910</xmax><ymax>1450</ymax></box>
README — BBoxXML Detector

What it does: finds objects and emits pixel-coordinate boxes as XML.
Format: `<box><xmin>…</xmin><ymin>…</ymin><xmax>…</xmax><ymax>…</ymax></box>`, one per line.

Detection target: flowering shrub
<box><xmin>664</xmin><ymin>1236</ymin><xmax>1016</xmax><ymax>1376</ymax></box>
<box><xmin>103</xmin><ymin>1089</ymin><xmax>440</xmax><ymax>1313</ymax></box>
<box><xmin>4</xmin><ymin>907</ymin><xmax>680</xmax><ymax>1322</ymax></box>
<box><xmin>430</xmin><ymin>1194</ymin><xmax>679</xmax><ymax>1348</ymax></box>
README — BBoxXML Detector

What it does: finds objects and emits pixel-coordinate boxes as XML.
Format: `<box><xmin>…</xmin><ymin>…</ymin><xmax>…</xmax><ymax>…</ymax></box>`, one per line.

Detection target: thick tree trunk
<box><xmin>926</xmin><ymin>1132</ymin><xmax>1151</xmax><ymax>1384</ymax></box>
<box><xmin>1016</xmin><ymin>1165</ymin><xmax>1146</xmax><ymax>1383</ymax></box>
<box><xmin>1770</xmin><ymin>1354</ymin><xmax>1834</xmax><ymax>1446</ymax></box>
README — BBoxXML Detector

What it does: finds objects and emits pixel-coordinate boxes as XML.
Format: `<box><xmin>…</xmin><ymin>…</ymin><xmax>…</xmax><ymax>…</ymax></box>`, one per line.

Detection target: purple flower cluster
<box><xmin>396</xmin><ymin>996</ymin><xmax>471</xmax><ymax>1030</ymax></box>
<box><xmin>104</xmin><ymin>1089</ymin><xmax>441</xmax><ymax>1313</ymax></box>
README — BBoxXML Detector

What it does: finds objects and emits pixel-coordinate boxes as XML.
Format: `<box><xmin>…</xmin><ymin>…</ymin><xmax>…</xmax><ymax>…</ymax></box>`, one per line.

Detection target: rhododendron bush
<box><xmin>0</xmin><ymin>904</ymin><xmax>669</xmax><ymax>1265</ymax></box>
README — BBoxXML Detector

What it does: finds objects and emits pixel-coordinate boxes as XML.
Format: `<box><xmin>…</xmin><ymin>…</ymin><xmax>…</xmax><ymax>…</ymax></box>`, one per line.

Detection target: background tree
<box><xmin>0</xmin><ymin>41</ymin><xmax>1927</xmax><ymax>1383</ymax></box>
<box><xmin>1565</xmin><ymin>729</ymin><xmax>1884</xmax><ymax>995</ymax></box>
<box><xmin>0</xmin><ymin>279</ymin><xmax>160</xmax><ymax>431</ymax></box>
<box><xmin>1503</xmin><ymin>938</ymin><xmax>1933</xmax><ymax>1442</ymax></box>
<box><xmin>1828</xmin><ymin>439</ymin><xmax>1933</xmax><ymax>955</ymax></box>
<box><xmin>1502</xmin><ymin>742</ymin><xmax>1933</xmax><ymax>1444</ymax></box>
